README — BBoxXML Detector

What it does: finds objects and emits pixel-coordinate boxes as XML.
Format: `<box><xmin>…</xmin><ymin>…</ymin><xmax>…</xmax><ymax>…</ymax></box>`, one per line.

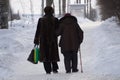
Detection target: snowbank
<box><xmin>90</xmin><ymin>17</ymin><xmax>120</xmax><ymax>74</ymax></box>
<box><xmin>0</xmin><ymin>19</ymin><xmax>37</xmax><ymax>80</ymax></box>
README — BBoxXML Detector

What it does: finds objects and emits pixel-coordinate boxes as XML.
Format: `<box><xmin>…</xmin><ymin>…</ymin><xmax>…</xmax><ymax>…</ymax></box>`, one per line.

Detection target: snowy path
<box><xmin>7</xmin><ymin>21</ymin><xmax>120</xmax><ymax>80</ymax></box>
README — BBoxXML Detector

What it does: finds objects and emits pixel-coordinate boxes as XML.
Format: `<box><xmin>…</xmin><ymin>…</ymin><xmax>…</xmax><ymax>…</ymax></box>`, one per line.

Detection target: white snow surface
<box><xmin>0</xmin><ymin>17</ymin><xmax>120</xmax><ymax>80</ymax></box>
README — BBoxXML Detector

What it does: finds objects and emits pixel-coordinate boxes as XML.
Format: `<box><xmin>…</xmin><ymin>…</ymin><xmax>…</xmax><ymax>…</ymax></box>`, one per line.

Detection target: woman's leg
<box><xmin>43</xmin><ymin>62</ymin><xmax>51</xmax><ymax>74</ymax></box>
<box><xmin>63</xmin><ymin>52</ymin><xmax>71</xmax><ymax>73</ymax></box>
<box><xmin>71</xmin><ymin>52</ymin><xmax>79</xmax><ymax>72</ymax></box>
<box><xmin>52</xmin><ymin>62</ymin><xmax>59</xmax><ymax>73</ymax></box>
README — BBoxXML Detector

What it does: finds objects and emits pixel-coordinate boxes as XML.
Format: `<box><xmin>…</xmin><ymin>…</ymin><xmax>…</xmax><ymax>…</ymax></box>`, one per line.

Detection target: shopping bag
<box><xmin>27</xmin><ymin>45</ymin><xmax>40</xmax><ymax>64</ymax></box>
<box><xmin>34</xmin><ymin>46</ymin><xmax>40</xmax><ymax>63</ymax></box>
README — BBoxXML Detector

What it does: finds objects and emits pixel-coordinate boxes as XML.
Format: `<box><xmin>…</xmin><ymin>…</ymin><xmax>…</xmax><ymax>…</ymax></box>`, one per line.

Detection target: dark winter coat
<box><xmin>58</xmin><ymin>15</ymin><xmax>84</xmax><ymax>53</ymax></box>
<box><xmin>34</xmin><ymin>14</ymin><xmax>60</xmax><ymax>62</ymax></box>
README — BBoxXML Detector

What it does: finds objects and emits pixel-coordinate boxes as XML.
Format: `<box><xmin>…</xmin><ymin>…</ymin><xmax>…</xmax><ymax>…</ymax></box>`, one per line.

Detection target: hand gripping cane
<box><xmin>79</xmin><ymin>47</ymin><xmax>83</xmax><ymax>73</ymax></box>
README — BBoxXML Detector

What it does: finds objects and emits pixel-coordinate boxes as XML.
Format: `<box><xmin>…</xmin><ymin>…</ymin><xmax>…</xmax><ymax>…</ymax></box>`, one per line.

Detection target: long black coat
<box><xmin>34</xmin><ymin>14</ymin><xmax>60</xmax><ymax>62</ymax></box>
<box><xmin>58</xmin><ymin>15</ymin><xmax>84</xmax><ymax>53</ymax></box>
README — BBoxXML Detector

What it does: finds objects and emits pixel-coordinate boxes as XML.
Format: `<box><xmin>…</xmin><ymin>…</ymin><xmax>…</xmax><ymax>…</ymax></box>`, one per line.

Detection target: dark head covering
<box><xmin>59</xmin><ymin>13</ymin><xmax>77</xmax><ymax>23</ymax></box>
<box><xmin>64</xmin><ymin>13</ymin><xmax>71</xmax><ymax>16</ymax></box>
<box><xmin>44</xmin><ymin>6</ymin><xmax>54</xmax><ymax>14</ymax></box>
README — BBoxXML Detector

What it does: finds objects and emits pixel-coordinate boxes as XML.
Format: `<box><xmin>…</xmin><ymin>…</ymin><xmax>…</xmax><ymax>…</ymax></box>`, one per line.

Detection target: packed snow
<box><xmin>0</xmin><ymin>16</ymin><xmax>120</xmax><ymax>80</ymax></box>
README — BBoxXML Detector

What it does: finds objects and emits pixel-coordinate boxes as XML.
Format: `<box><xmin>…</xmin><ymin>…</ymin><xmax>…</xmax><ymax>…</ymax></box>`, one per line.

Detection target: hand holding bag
<box><xmin>27</xmin><ymin>45</ymin><xmax>40</xmax><ymax>64</ymax></box>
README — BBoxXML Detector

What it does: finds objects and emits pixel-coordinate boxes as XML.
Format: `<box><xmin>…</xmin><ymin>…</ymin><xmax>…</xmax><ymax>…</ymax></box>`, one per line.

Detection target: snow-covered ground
<box><xmin>0</xmin><ymin>16</ymin><xmax>120</xmax><ymax>80</ymax></box>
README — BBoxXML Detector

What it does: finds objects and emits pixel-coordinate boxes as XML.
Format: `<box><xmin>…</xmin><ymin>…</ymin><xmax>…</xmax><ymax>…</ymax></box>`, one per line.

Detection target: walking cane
<box><xmin>79</xmin><ymin>46</ymin><xmax>83</xmax><ymax>73</ymax></box>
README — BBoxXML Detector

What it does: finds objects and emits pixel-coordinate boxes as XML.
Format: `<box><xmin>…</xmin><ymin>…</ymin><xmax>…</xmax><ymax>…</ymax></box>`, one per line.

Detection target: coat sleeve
<box><xmin>56</xmin><ymin>19</ymin><xmax>63</xmax><ymax>36</ymax></box>
<box><xmin>34</xmin><ymin>18</ymin><xmax>41</xmax><ymax>44</ymax></box>
<box><xmin>55</xmin><ymin>18</ymin><xmax>59</xmax><ymax>30</ymax></box>
<box><xmin>76</xmin><ymin>23</ymin><xmax>84</xmax><ymax>44</ymax></box>
<box><xmin>74</xmin><ymin>17</ymin><xmax>84</xmax><ymax>44</ymax></box>
<box><xmin>54</xmin><ymin>18</ymin><xmax>59</xmax><ymax>36</ymax></box>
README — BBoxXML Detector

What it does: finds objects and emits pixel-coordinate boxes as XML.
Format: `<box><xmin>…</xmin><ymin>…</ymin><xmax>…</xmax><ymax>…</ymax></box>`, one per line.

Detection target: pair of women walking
<box><xmin>34</xmin><ymin>6</ymin><xmax>84</xmax><ymax>74</ymax></box>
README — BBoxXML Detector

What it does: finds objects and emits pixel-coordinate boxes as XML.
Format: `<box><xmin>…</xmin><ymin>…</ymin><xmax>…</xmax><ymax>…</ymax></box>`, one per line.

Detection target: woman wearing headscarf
<box><xmin>57</xmin><ymin>13</ymin><xmax>84</xmax><ymax>73</ymax></box>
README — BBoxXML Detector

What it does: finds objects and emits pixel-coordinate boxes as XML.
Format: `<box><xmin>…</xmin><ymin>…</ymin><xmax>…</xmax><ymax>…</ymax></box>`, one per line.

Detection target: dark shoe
<box><xmin>72</xmin><ymin>69</ymin><xmax>79</xmax><ymax>73</ymax></box>
<box><xmin>66</xmin><ymin>71</ymin><xmax>71</xmax><ymax>73</ymax></box>
<box><xmin>53</xmin><ymin>70</ymin><xmax>58</xmax><ymax>73</ymax></box>
<box><xmin>46</xmin><ymin>72</ymin><xmax>51</xmax><ymax>74</ymax></box>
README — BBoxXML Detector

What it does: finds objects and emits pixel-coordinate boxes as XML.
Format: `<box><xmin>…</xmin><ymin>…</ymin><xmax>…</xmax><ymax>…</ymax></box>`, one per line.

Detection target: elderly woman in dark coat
<box><xmin>34</xmin><ymin>6</ymin><xmax>60</xmax><ymax>74</ymax></box>
<box><xmin>58</xmin><ymin>13</ymin><xmax>84</xmax><ymax>73</ymax></box>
